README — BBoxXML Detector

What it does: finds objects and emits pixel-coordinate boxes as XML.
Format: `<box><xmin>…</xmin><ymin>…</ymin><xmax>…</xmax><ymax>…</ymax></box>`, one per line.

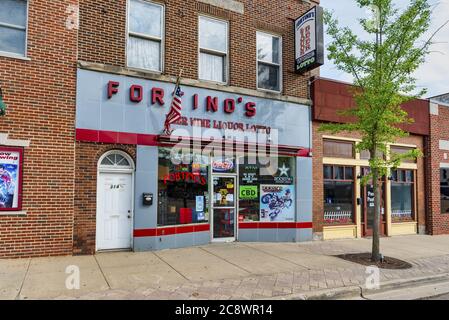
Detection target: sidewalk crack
<box><xmin>153</xmin><ymin>251</ymin><xmax>190</xmax><ymax>282</ymax></box>
<box><xmin>15</xmin><ymin>258</ymin><xmax>31</xmax><ymax>300</ymax></box>
<box><xmin>199</xmin><ymin>246</ymin><xmax>253</xmax><ymax>274</ymax></box>
<box><xmin>94</xmin><ymin>255</ymin><xmax>111</xmax><ymax>289</ymax></box>
<box><xmin>240</xmin><ymin>243</ymin><xmax>312</xmax><ymax>270</ymax></box>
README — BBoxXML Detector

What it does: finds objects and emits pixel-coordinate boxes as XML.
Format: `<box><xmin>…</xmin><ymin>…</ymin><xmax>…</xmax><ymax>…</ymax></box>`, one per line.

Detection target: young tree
<box><xmin>321</xmin><ymin>0</ymin><xmax>446</xmax><ymax>262</ymax></box>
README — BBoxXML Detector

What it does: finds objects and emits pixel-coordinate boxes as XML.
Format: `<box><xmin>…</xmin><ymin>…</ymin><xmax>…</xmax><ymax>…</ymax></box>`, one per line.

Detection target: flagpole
<box><xmin>173</xmin><ymin>69</ymin><xmax>183</xmax><ymax>95</ymax></box>
<box><xmin>163</xmin><ymin>69</ymin><xmax>184</xmax><ymax>136</ymax></box>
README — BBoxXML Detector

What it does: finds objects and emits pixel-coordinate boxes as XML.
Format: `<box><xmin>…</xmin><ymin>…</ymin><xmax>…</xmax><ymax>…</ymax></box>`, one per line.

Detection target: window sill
<box><xmin>198</xmin><ymin>78</ymin><xmax>228</xmax><ymax>87</ymax></box>
<box><xmin>257</xmin><ymin>87</ymin><xmax>282</xmax><ymax>95</ymax></box>
<box><xmin>126</xmin><ymin>66</ymin><xmax>163</xmax><ymax>75</ymax></box>
<box><xmin>0</xmin><ymin>210</ymin><xmax>27</xmax><ymax>216</ymax></box>
<box><xmin>323</xmin><ymin>222</ymin><xmax>356</xmax><ymax>226</ymax></box>
<box><xmin>0</xmin><ymin>52</ymin><xmax>31</xmax><ymax>61</ymax></box>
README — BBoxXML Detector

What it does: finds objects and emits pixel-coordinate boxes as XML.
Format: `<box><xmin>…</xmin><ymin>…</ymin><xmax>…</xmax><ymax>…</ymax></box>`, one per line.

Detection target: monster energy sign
<box><xmin>294</xmin><ymin>6</ymin><xmax>324</xmax><ymax>74</ymax></box>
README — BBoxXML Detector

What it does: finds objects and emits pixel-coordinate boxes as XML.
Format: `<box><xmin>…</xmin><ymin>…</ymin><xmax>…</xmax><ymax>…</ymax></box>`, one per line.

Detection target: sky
<box><xmin>319</xmin><ymin>0</ymin><xmax>449</xmax><ymax>98</ymax></box>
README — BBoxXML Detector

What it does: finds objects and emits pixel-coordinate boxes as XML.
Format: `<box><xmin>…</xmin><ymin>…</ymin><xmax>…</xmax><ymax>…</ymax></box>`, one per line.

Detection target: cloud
<box><xmin>320</xmin><ymin>0</ymin><xmax>449</xmax><ymax>97</ymax></box>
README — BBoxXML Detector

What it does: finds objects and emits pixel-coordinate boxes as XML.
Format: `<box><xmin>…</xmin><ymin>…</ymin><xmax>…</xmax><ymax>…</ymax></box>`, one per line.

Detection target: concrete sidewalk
<box><xmin>2</xmin><ymin>235</ymin><xmax>449</xmax><ymax>300</ymax></box>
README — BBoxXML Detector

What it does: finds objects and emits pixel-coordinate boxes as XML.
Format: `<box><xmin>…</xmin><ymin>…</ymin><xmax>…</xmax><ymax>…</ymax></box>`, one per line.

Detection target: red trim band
<box><xmin>238</xmin><ymin>222</ymin><xmax>313</xmax><ymax>229</ymax></box>
<box><xmin>76</xmin><ymin>128</ymin><xmax>312</xmax><ymax>157</ymax></box>
<box><xmin>76</xmin><ymin>129</ymin><xmax>159</xmax><ymax>146</ymax></box>
<box><xmin>134</xmin><ymin>223</ymin><xmax>210</xmax><ymax>238</ymax></box>
<box><xmin>134</xmin><ymin>222</ymin><xmax>312</xmax><ymax>238</ymax></box>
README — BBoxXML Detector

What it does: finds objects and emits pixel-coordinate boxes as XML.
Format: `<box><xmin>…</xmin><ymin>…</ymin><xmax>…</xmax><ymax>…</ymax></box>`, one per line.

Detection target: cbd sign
<box><xmin>240</xmin><ymin>186</ymin><xmax>258</xmax><ymax>200</ymax></box>
<box><xmin>294</xmin><ymin>6</ymin><xmax>324</xmax><ymax>74</ymax></box>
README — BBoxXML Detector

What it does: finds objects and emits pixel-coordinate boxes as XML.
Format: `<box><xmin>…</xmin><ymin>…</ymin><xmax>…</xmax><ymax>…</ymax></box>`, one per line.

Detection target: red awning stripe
<box><xmin>133</xmin><ymin>222</ymin><xmax>312</xmax><ymax>238</ymax></box>
<box><xmin>76</xmin><ymin>129</ymin><xmax>312</xmax><ymax>157</ymax></box>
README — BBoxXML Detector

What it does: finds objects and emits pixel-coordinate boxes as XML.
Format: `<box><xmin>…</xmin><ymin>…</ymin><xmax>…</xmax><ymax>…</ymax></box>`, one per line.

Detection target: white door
<box><xmin>97</xmin><ymin>172</ymin><xmax>133</xmax><ymax>250</ymax></box>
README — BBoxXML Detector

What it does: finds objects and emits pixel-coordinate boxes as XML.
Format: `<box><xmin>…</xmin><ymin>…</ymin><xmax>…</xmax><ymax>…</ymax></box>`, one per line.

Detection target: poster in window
<box><xmin>0</xmin><ymin>148</ymin><xmax>22</xmax><ymax>210</ymax></box>
<box><xmin>260</xmin><ymin>185</ymin><xmax>295</xmax><ymax>222</ymax></box>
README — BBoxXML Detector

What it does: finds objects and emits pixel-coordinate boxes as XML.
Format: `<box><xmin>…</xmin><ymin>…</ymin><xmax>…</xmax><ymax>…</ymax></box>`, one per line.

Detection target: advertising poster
<box><xmin>260</xmin><ymin>185</ymin><xmax>295</xmax><ymax>222</ymax></box>
<box><xmin>0</xmin><ymin>149</ymin><xmax>21</xmax><ymax>209</ymax></box>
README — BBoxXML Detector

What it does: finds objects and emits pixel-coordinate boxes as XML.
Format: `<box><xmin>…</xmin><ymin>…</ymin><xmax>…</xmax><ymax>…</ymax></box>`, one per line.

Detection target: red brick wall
<box><xmin>74</xmin><ymin>142</ymin><xmax>136</xmax><ymax>255</ymax></box>
<box><xmin>427</xmin><ymin>105</ymin><xmax>449</xmax><ymax>234</ymax></box>
<box><xmin>0</xmin><ymin>0</ymin><xmax>78</xmax><ymax>258</ymax></box>
<box><xmin>312</xmin><ymin>122</ymin><xmax>426</xmax><ymax>235</ymax></box>
<box><xmin>311</xmin><ymin>78</ymin><xmax>430</xmax><ymax>136</ymax></box>
<box><xmin>78</xmin><ymin>0</ymin><xmax>315</xmax><ymax>98</ymax></box>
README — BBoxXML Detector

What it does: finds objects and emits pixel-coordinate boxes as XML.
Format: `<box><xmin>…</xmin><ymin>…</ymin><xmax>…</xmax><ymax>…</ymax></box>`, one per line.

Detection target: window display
<box><xmin>238</xmin><ymin>156</ymin><xmax>296</xmax><ymax>222</ymax></box>
<box><xmin>0</xmin><ymin>147</ymin><xmax>23</xmax><ymax>211</ymax></box>
<box><xmin>391</xmin><ymin>169</ymin><xmax>415</xmax><ymax>221</ymax></box>
<box><xmin>323</xmin><ymin>165</ymin><xmax>355</xmax><ymax>224</ymax></box>
<box><xmin>158</xmin><ymin>148</ymin><xmax>209</xmax><ymax>226</ymax></box>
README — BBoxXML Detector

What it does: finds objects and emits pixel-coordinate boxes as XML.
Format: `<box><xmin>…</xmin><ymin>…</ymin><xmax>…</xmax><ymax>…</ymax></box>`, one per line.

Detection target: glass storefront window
<box><xmin>441</xmin><ymin>168</ymin><xmax>449</xmax><ymax>214</ymax></box>
<box><xmin>157</xmin><ymin>148</ymin><xmax>210</xmax><ymax>226</ymax></box>
<box><xmin>238</xmin><ymin>156</ymin><xmax>296</xmax><ymax>222</ymax></box>
<box><xmin>323</xmin><ymin>165</ymin><xmax>355</xmax><ymax>224</ymax></box>
<box><xmin>390</xmin><ymin>169</ymin><xmax>415</xmax><ymax>221</ymax></box>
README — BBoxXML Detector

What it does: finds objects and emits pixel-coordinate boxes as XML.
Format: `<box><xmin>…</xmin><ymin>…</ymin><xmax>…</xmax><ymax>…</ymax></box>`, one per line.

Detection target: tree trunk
<box><xmin>371</xmin><ymin>165</ymin><xmax>381</xmax><ymax>262</ymax></box>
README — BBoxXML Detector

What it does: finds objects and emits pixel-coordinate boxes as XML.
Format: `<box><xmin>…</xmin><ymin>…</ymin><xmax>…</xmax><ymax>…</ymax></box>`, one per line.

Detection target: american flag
<box><xmin>163</xmin><ymin>83</ymin><xmax>184</xmax><ymax>135</ymax></box>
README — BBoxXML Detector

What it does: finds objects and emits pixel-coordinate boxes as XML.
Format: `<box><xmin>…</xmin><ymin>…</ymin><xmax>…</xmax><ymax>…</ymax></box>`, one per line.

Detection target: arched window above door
<box><xmin>98</xmin><ymin>150</ymin><xmax>134</xmax><ymax>171</ymax></box>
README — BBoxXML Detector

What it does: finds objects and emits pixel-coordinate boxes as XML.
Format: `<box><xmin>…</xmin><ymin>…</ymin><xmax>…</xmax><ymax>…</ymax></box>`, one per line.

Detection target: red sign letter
<box><xmin>107</xmin><ymin>81</ymin><xmax>119</xmax><ymax>99</ymax></box>
<box><xmin>130</xmin><ymin>85</ymin><xmax>143</xmax><ymax>103</ymax></box>
<box><xmin>193</xmin><ymin>94</ymin><xmax>199</xmax><ymax>110</ymax></box>
<box><xmin>224</xmin><ymin>99</ymin><xmax>235</xmax><ymax>114</ymax></box>
<box><xmin>207</xmin><ymin>96</ymin><xmax>218</xmax><ymax>112</ymax></box>
<box><xmin>151</xmin><ymin>87</ymin><xmax>165</xmax><ymax>106</ymax></box>
<box><xmin>245</xmin><ymin>102</ymin><xmax>256</xmax><ymax>117</ymax></box>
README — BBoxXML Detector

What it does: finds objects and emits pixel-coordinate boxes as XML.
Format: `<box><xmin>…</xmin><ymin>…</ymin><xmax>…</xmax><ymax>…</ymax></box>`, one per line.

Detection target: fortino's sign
<box><xmin>294</xmin><ymin>6</ymin><xmax>324</xmax><ymax>74</ymax></box>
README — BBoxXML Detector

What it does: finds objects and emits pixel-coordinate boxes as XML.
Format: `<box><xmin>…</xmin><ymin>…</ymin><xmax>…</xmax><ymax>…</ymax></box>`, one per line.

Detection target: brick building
<box><xmin>426</xmin><ymin>94</ymin><xmax>449</xmax><ymax>235</ymax></box>
<box><xmin>0</xmin><ymin>0</ymin><xmax>78</xmax><ymax>258</ymax></box>
<box><xmin>310</xmin><ymin>78</ymin><xmax>431</xmax><ymax>241</ymax></box>
<box><xmin>1</xmin><ymin>0</ymin><xmax>447</xmax><ymax>259</ymax></box>
<box><xmin>73</xmin><ymin>0</ymin><xmax>317</xmax><ymax>254</ymax></box>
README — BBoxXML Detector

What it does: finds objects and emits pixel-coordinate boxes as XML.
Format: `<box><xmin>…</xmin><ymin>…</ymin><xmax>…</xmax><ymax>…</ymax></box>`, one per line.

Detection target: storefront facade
<box><xmin>311</xmin><ymin>78</ymin><xmax>429</xmax><ymax>240</ymax></box>
<box><xmin>426</xmin><ymin>94</ymin><xmax>449</xmax><ymax>235</ymax></box>
<box><xmin>0</xmin><ymin>0</ymin><xmax>78</xmax><ymax>258</ymax></box>
<box><xmin>74</xmin><ymin>69</ymin><xmax>313</xmax><ymax>253</ymax></box>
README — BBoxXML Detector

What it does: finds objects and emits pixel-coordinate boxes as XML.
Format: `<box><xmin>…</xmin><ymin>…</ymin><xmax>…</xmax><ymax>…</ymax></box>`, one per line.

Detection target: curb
<box><xmin>361</xmin><ymin>273</ymin><xmax>449</xmax><ymax>297</ymax></box>
<box><xmin>266</xmin><ymin>273</ymin><xmax>449</xmax><ymax>300</ymax></box>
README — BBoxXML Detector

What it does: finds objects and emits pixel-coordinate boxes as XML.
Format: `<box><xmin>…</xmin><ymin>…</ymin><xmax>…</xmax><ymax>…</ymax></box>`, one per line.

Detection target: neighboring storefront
<box><xmin>311</xmin><ymin>77</ymin><xmax>428</xmax><ymax>240</ymax></box>
<box><xmin>426</xmin><ymin>94</ymin><xmax>449</xmax><ymax>235</ymax></box>
<box><xmin>75</xmin><ymin>69</ymin><xmax>313</xmax><ymax>252</ymax></box>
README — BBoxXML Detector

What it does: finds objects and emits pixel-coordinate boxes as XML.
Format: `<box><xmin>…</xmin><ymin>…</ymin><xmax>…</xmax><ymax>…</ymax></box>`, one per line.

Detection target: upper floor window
<box><xmin>0</xmin><ymin>0</ymin><xmax>27</xmax><ymax>57</ymax></box>
<box><xmin>127</xmin><ymin>0</ymin><xmax>164</xmax><ymax>72</ymax></box>
<box><xmin>390</xmin><ymin>146</ymin><xmax>416</xmax><ymax>163</ymax></box>
<box><xmin>257</xmin><ymin>32</ymin><xmax>281</xmax><ymax>92</ymax></box>
<box><xmin>323</xmin><ymin>139</ymin><xmax>354</xmax><ymax>159</ymax></box>
<box><xmin>199</xmin><ymin>16</ymin><xmax>228</xmax><ymax>83</ymax></box>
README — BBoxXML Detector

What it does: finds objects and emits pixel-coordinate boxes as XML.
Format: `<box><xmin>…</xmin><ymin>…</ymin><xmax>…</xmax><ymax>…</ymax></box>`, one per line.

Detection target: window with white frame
<box><xmin>199</xmin><ymin>16</ymin><xmax>228</xmax><ymax>83</ymax></box>
<box><xmin>127</xmin><ymin>0</ymin><xmax>164</xmax><ymax>72</ymax></box>
<box><xmin>0</xmin><ymin>0</ymin><xmax>27</xmax><ymax>57</ymax></box>
<box><xmin>257</xmin><ymin>32</ymin><xmax>281</xmax><ymax>92</ymax></box>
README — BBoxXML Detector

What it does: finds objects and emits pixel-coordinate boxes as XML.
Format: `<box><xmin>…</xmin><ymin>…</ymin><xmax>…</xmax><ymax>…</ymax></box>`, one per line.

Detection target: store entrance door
<box><xmin>360</xmin><ymin>168</ymin><xmax>386</xmax><ymax>237</ymax></box>
<box><xmin>212</xmin><ymin>176</ymin><xmax>237</xmax><ymax>241</ymax></box>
